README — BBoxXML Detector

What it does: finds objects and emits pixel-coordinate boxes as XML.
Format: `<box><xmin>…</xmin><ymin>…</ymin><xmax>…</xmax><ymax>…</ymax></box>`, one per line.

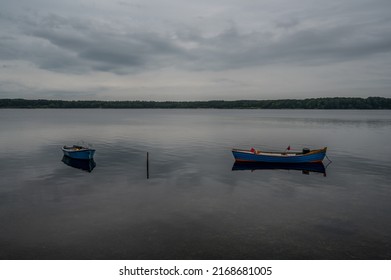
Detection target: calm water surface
<box><xmin>0</xmin><ymin>109</ymin><xmax>390</xmax><ymax>259</ymax></box>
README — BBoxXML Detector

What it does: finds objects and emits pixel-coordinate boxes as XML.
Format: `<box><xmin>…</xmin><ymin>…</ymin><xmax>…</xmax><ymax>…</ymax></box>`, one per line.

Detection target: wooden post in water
<box><xmin>147</xmin><ymin>152</ymin><xmax>149</xmax><ymax>179</ymax></box>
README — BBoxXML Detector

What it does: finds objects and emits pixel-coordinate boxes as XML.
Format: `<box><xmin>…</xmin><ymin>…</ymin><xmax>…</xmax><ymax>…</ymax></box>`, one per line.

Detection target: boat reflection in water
<box><xmin>232</xmin><ymin>161</ymin><xmax>326</xmax><ymax>176</ymax></box>
<box><xmin>61</xmin><ymin>155</ymin><xmax>96</xmax><ymax>172</ymax></box>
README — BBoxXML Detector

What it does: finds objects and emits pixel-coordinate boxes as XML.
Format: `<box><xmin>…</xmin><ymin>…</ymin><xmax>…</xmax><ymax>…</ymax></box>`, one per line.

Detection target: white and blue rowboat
<box><xmin>62</xmin><ymin>145</ymin><xmax>95</xmax><ymax>160</ymax></box>
<box><xmin>232</xmin><ymin>147</ymin><xmax>327</xmax><ymax>163</ymax></box>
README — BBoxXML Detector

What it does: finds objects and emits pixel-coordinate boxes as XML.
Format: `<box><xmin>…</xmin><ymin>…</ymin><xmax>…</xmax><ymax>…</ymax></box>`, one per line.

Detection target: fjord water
<box><xmin>0</xmin><ymin>109</ymin><xmax>390</xmax><ymax>259</ymax></box>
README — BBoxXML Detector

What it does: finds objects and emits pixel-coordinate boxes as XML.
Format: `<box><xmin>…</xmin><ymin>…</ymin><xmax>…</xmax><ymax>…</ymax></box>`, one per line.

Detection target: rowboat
<box><xmin>232</xmin><ymin>161</ymin><xmax>326</xmax><ymax>175</ymax></box>
<box><xmin>232</xmin><ymin>147</ymin><xmax>327</xmax><ymax>163</ymax></box>
<box><xmin>61</xmin><ymin>145</ymin><xmax>95</xmax><ymax>160</ymax></box>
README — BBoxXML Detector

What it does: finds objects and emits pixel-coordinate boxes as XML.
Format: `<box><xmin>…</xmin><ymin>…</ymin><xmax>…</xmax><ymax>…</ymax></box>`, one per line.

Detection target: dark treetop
<box><xmin>1</xmin><ymin>97</ymin><xmax>390</xmax><ymax>109</ymax></box>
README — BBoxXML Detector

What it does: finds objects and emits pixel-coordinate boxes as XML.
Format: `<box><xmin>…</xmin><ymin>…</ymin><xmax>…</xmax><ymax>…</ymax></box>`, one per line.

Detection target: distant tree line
<box><xmin>0</xmin><ymin>97</ymin><xmax>391</xmax><ymax>109</ymax></box>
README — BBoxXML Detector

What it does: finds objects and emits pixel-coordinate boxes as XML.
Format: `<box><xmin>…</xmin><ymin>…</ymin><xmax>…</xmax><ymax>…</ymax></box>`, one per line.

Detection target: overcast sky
<box><xmin>1</xmin><ymin>0</ymin><xmax>390</xmax><ymax>100</ymax></box>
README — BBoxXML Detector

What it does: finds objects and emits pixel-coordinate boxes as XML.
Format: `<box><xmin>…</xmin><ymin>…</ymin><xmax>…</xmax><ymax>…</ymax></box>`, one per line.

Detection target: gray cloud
<box><xmin>2</xmin><ymin>2</ymin><xmax>391</xmax><ymax>74</ymax></box>
<box><xmin>177</xmin><ymin>18</ymin><xmax>391</xmax><ymax>70</ymax></box>
<box><xmin>7</xmin><ymin>13</ymin><xmax>186</xmax><ymax>74</ymax></box>
<box><xmin>0</xmin><ymin>0</ymin><xmax>391</xmax><ymax>99</ymax></box>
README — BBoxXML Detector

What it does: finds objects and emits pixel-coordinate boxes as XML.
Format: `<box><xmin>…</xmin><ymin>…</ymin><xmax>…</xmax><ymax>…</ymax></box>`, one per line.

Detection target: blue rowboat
<box><xmin>61</xmin><ymin>145</ymin><xmax>95</xmax><ymax>160</ymax></box>
<box><xmin>232</xmin><ymin>147</ymin><xmax>327</xmax><ymax>163</ymax></box>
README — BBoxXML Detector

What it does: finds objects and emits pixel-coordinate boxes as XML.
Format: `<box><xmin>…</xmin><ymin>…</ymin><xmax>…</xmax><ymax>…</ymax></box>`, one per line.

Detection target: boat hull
<box><xmin>232</xmin><ymin>147</ymin><xmax>327</xmax><ymax>163</ymax></box>
<box><xmin>62</xmin><ymin>146</ymin><xmax>95</xmax><ymax>160</ymax></box>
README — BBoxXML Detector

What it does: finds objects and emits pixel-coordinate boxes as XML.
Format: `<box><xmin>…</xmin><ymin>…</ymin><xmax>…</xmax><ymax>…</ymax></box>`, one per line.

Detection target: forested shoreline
<box><xmin>1</xmin><ymin>97</ymin><xmax>390</xmax><ymax>109</ymax></box>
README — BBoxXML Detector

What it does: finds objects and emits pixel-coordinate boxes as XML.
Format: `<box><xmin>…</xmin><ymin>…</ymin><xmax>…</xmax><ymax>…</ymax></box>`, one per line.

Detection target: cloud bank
<box><xmin>1</xmin><ymin>0</ymin><xmax>391</xmax><ymax>100</ymax></box>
